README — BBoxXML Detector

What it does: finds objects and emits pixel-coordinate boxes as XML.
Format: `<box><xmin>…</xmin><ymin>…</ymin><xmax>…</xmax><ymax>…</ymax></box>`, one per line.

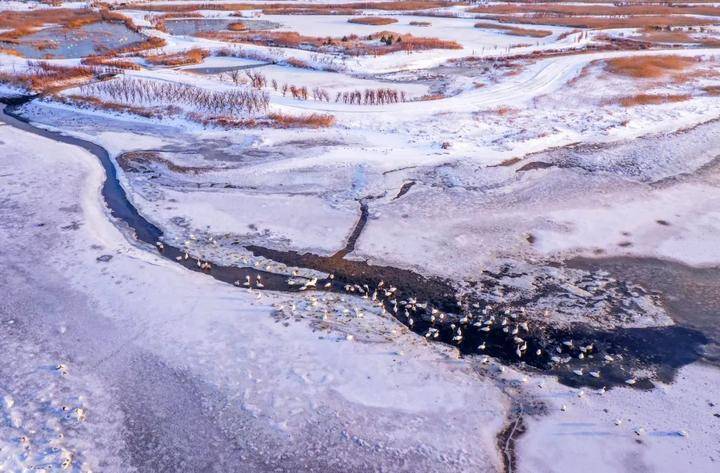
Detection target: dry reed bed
<box><xmin>611</xmin><ymin>93</ymin><xmax>692</xmax><ymax>107</ymax></box>
<box><xmin>348</xmin><ymin>17</ymin><xmax>398</xmax><ymax>25</ymax></box>
<box><xmin>198</xmin><ymin>30</ymin><xmax>461</xmax><ymax>56</ymax></box>
<box><xmin>604</xmin><ymin>55</ymin><xmax>699</xmax><ymax>79</ymax></box>
<box><xmin>0</xmin><ymin>61</ymin><xmax>98</xmax><ymax>92</ymax></box>
<box><xmin>0</xmin><ymin>8</ymin><xmax>140</xmax><ymax>44</ymax></box>
<box><xmin>145</xmin><ymin>48</ymin><xmax>209</xmax><ymax>66</ymax></box>
<box><xmin>82</xmin><ymin>55</ymin><xmax>141</xmax><ymax>70</ymax></box>
<box><xmin>112</xmin><ymin>36</ymin><xmax>168</xmax><ymax>55</ymax></box>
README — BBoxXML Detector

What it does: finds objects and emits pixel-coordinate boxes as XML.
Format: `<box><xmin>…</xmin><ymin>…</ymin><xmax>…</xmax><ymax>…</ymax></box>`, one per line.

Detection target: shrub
<box><xmin>348</xmin><ymin>17</ymin><xmax>398</xmax><ymax>26</ymax></box>
<box><xmin>145</xmin><ymin>48</ymin><xmax>209</xmax><ymax>66</ymax></box>
<box><xmin>268</xmin><ymin>112</ymin><xmax>335</xmax><ymax>128</ymax></box>
<box><xmin>227</xmin><ymin>22</ymin><xmax>247</xmax><ymax>31</ymax></box>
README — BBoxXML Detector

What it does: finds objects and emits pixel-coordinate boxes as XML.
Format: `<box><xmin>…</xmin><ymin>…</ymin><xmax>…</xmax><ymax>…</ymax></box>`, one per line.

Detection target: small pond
<box><xmin>3</xmin><ymin>21</ymin><xmax>145</xmax><ymax>59</ymax></box>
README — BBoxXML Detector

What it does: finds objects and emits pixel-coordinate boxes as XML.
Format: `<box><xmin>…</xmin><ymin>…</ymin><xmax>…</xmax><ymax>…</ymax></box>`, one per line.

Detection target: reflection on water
<box><xmin>568</xmin><ymin>256</ymin><xmax>720</xmax><ymax>365</ymax></box>
<box><xmin>5</xmin><ymin>22</ymin><xmax>144</xmax><ymax>59</ymax></box>
<box><xmin>164</xmin><ymin>18</ymin><xmax>279</xmax><ymax>36</ymax></box>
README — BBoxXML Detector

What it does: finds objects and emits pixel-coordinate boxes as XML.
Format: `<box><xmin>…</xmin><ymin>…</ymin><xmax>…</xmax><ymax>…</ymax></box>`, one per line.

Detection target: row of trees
<box><xmin>79</xmin><ymin>77</ymin><xmax>270</xmax><ymax>116</ymax></box>
<box><xmin>219</xmin><ymin>70</ymin><xmax>407</xmax><ymax>105</ymax></box>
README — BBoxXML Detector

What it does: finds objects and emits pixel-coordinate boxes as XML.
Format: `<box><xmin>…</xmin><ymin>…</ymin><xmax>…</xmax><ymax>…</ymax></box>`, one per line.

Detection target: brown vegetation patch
<box><xmin>612</xmin><ymin>93</ymin><xmax>692</xmax><ymax>107</ymax></box>
<box><xmin>0</xmin><ymin>61</ymin><xmax>97</xmax><ymax>93</ymax></box>
<box><xmin>0</xmin><ymin>9</ymin><xmax>100</xmax><ymax>43</ymax></box>
<box><xmin>702</xmin><ymin>85</ymin><xmax>720</xmax><ymax>96</ymax></box>
<box><xmin>0</xmin><ymin>8</ymin><xmax>139</xmax><ymax>45</ymax></box>
<box><xmin>605</xmin><ymin>55</ymin><xmax>697</xmax><ymax>79</ymax></box>
<box><xmin>146</xmin><ymin>48</ymin><xmax>209</xmax><ymax>67</ymax></box>
<box><xmin>348</xmin><ymin>17</ymin><xmax>398</xmax><ymax>26</ymax></box>
<box><xmin>112</xmin><ymin>36</ymin><xmax>168</xmax><ymax>55</ymax></box>
<box><xmin>82</xmin><ymin>55</ymin><xmax>141</xmax><ymax>70</ymax></box>
<box><xmin>474</xmin><ymin>22</ymin><xmax>551</xmax><ymax>38</ymax></box>
<box><xmin>228</xmin><ymin>22</ymin><xmax>248</xmax><ymax>31</ymax></box>
<box><xmin>0</xmin><ymin>48</ymin><xmax>21</xmax><ymax>57</ymax></box>
<box><xmin>268</xmin><ymin>112</ymin><xmax>336</xmax><ymax>128</ymax></box>
<box><xmin>285</xmin><ymin>57</ymin><xmax>312</xmax><ymax>68</ymax></box>
<box><xmin>409</xmin><ymin>21</ymin><xmax>431</xmax><ymax>27</ymax></box>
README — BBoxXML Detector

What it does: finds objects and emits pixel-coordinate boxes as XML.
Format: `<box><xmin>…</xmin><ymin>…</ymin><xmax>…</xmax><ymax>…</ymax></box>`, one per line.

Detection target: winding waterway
<box><xmin>1</xmin><ymin>95</ymin><xmax>712</xmax><ymax>392</ymax></box>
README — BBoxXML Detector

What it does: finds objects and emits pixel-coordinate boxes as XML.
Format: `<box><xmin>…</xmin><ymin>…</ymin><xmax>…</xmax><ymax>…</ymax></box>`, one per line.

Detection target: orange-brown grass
<box><xmin>227</xmin><ymin>22</ymin><xmax>247</xmax><ymax>31</ymax></box>
<box><xmin>268</xmin><ymin>112</ymin><xmax>335</xmax><ymax>128</ymax></box>
<box><xmin>146</xmin><ymin>48</ymin><xmax>209</xmax><ymax>66</ymax></box>
<box><xmin>613</xmin><ymin>93</ymin><xmax>691</xmax><ymax>107</ymax></box>
<box><xmin>605</xmin><ymin>55</ymin><xmax>697</xmax><ymax>79</ymax></box>
<box><xmin>474</xmin><ymin>22</ymin><xmax>551</xmax><ymax>38</ymax></box>
<box><xmin>285</xmin><ymin>57</ymin><xmax>312</xmax><ymax>69</ymax></box>
<box><xmin>0</xmin><ymin>9</ymin><xmax>97</xmax><ymax>38</ymax></box>
<box><xmin>635</xmin><ymin>28</ymin><xmax>720</xmax><ymax>47</ymax></box>
<box><xmin>0</xmin><ymin>8</ymin><xmax>132</xmax><ymax>43</ymax></box>
<box><xmin>82</xmin><ymin>55</ymin><xmax>141</xmax><ymax>70</ymax></box>
<box><xmin>0</xmin><ymin>48</ymin><xmax>21</xmax><ymax>57</ymax></box>
<box><xmin>493</xmin><ymin>106</ymin><xmax>518</xmax><ymax>116</ymax></box>
<box><xmin>112</xmin><ymin>36</ymin><xmax>167</xmax><ymax>55</ymax></box>
<box><xmin>348</xmin><ymin>17</ymin><xmax>398</xmax><ymax>25</ymax></box>
<box><xmin>99</xmin><ymin>9</ymin><xmax>142</xmax><ymax>33</ymax></box>
<box><xmin>0</xmin><ymin>62</ymin><xmax>96</xmax><ymax>93</ymax></box>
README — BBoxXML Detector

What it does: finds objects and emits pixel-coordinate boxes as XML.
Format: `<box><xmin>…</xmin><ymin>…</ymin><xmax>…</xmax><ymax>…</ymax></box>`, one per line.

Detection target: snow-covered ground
<box><xmin>2</xmin><ymin>1</ymin><xmax>720</xmax><ymax>471</ymax></box>
<box><xmin>0</xmin><ymin>120</ymin><xmax>508</xmax><ymax>472</ymax></box>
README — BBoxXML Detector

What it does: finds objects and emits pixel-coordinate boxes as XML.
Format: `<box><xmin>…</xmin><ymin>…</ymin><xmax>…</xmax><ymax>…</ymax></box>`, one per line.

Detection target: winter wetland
<box><xmin>1</xmin><ymin>1</ymin><xmax>719</xmax><ymax>472</ymax></box>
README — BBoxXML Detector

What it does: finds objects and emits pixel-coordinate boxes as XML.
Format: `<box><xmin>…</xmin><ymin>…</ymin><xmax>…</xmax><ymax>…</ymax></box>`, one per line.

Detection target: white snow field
<box><xmin>1</xmin><ymin>1</ymin><xmax>720</xmax><ymax>472</ymax></box>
